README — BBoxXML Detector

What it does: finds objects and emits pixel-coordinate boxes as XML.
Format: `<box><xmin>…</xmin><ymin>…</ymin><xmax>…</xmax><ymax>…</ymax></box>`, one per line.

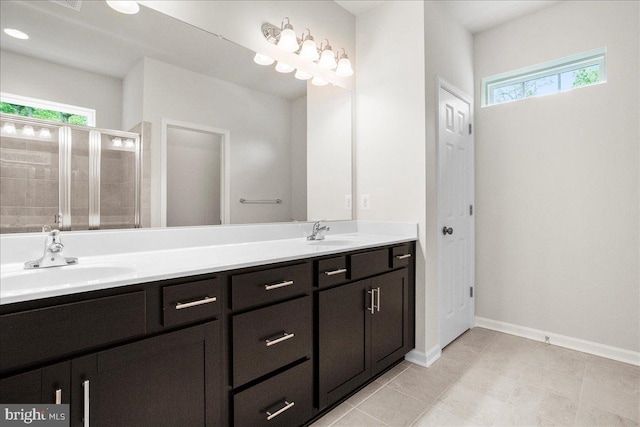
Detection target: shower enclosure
<box><xmin>0</xmin><ymin>113</ymin><xmax>141</xmax><ymax>233</ymax></box>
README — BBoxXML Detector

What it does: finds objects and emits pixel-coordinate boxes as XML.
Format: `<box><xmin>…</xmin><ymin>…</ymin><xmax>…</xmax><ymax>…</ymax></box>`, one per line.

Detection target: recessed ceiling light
<box><xmin>3</xmin><ymin>28</ymin><xmax>29</xmax><ymax>40</ymax></box>
<box><xmin>106</xmin><ymin>1</ymin><xmax>139</xmax><ymax>15</ymax></box>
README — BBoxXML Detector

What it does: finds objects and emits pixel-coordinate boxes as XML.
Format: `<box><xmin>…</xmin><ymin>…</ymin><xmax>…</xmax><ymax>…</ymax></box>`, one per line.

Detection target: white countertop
<box><xmin>0</xmin><ymin>221</ymin><xmax>417</xmax><ymax>305</ymax></box>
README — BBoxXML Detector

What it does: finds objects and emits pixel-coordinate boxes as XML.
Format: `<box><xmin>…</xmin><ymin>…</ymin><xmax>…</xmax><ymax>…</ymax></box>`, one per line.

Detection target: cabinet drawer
<box><xmin>232</xmin><ymin>297</ymin><xmax>311</xmax><ymax>387</ymax></box>
<box><xmin>233</xmin><ymin>360</ymin><xmax>312</xmax><ymax>427</ymax></box>
<box><xmin>317</xmin><ymin>256</ymin><xmax>349</xmax><ymax>288</ymax></box>
<box><xmin>390</xmin><ymin>244</ymin><xmax>413</xmax><ymax>269</ymax></box>
<box><xmin>0</xmin><ymin>292</ymin><xmax>146</xmax><ymax>372</ymax></box>
<box><xmin>350</xmin><ymin>248</ymin><xmax>390</xmax><ymax>281</ymax></box>
<box><xmin>163</xmin><ymin>278</ymin><xmax>221</xmax><ymax>327</ymax></box>
<box><xmin>231</xmin><ymin>263</ymin><xmax>311</xmax><ymax>311</ymax></box>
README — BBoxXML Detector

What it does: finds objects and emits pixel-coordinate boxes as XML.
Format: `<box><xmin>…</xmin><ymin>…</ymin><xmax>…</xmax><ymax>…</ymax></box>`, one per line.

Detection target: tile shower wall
<box><xmin>0</xmin><ymin>133</ymin><xmax>60</xmax><ymax>233</ymax></box>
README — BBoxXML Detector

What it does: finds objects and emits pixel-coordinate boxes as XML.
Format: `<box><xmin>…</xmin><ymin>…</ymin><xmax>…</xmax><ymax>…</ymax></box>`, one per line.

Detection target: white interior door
<box><xmin>438</xmin><ymin>80</ymin><xmax>474</xmax><ymax>348</ymax></box>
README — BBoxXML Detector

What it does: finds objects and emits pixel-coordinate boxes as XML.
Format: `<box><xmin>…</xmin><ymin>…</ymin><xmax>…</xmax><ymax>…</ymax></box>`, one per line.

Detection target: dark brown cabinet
<box><xmin>0</xmin><ymin>361</ymin><xmax>70</xmax><ymax>405</ymax></box>
<box><xmin>317</xmin><ymin>266</ymin><xmax>411</xmax><ymax>409</ymax></box>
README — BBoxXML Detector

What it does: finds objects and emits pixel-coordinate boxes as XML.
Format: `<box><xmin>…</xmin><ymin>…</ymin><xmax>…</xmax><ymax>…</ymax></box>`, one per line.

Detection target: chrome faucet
<box><xmin>307</xmin><ymin>221</ymin><xmax>330</xmax><ymax>241</ymax></box>
<box><xmin>24</xmin><ymin>227</ymin><xmax>78</xmax><ymax>269</ymax></box>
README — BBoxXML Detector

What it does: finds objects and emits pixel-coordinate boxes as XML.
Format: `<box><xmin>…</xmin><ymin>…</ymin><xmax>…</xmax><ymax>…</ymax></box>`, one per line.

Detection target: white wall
<box><xmin>290</xmin><ymin>96</ymin><xmax>307</xmax><ymax>221</ymax></box>
<box><xmin>356</xmin><ymin>1</ymin><xmax>473</xmax><ymax>358</ymax></box>
<box><xmin>474</xmin><ymin>1</ymin><xmax>640</xmax><ymax>352</ymax></box>
<box><xmin>307</xmin><ymin>84</ymin><xmax>352</xmax><ymax>221</ymax></box>
<box><xmin>122</xmin><ymin>59</ymin><xmax>144</xmax><ymax>132</ymax></box>
<box><xmin>141</xmin><ymin>57</ymin><xmax>293</xmax><ymax>226</ymax></box>
<box><xmin>0</xmin><ymin>50</ymin><xmax>123</xmax><ymax>130</ymax></box>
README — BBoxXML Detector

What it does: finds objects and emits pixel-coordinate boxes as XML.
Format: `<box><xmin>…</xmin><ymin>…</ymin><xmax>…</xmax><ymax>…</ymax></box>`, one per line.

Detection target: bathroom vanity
<box><xmin>0</xmin><ymin>222</ymin><xmax>416</xmax><ymax>426</ymax></box>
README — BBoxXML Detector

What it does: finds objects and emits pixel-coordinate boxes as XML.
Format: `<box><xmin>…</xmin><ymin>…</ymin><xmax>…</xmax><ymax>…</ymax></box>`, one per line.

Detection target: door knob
<box><xmin>442</xmin><ymin>226</ymin><xmax>453</xmax><ymax>235</ymax></box>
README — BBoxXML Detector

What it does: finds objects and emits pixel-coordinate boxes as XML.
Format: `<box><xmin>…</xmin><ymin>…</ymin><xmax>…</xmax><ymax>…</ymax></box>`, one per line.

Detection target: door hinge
<box><xmin>469</xmin><ymin>123</ymin><xmax>472</xmax><ymax>134</ymax></box>
<box><xmin>469</xmin><ymin>205</ymin><xmax>473</xmax><ymax>216</ymax></box>
<box><xmin>470</xmin><ymin>286</ymin><xmax>474</xmax><ymax>298</ymax></box>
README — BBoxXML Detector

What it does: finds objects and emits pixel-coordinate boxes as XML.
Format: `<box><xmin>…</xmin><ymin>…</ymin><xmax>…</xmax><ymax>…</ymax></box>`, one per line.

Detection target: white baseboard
<box><xmin>405</xmin><ymin>345</ymin><xmax>441</xmax><ymax>368</ymax></box>
<box><xmin>475</xmin><ymin>316</ymin><xmax>640</xmax><ymax>367</ymax></box>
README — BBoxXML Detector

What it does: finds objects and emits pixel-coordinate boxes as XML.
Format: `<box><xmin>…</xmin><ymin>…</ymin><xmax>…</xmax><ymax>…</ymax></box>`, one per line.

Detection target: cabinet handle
<box><xmin>175</xmin><ymin>296</ymin><xmax>217</xmax><ymax>310</ymax></box>
<box><xmin>396</xmin><ymin>254</ymin><xmax>412</xmax><ymax>260</ymax></box>
<box><xmin>55</xmin><ymin>388</ymin><xmax>62</xmax><ymax>405</ymax></box>
<box><xmin>368</xmin><ymin>289</ymin><xmax>375</xmax><ymax>314</ymax></box>
<box><xmin>265</xmin><ymin>332</ymin><xmax>295</xmax><ymax>347</ymax></box>
<box><xmin>376</xmin><ymin>287</ymin><xmax>381</xmax><ymax>312</ymax></box>
<box><xmin>324</xmin><ymin>268</ymin><xmax>347</xmax><ymax>276</ymax></box>
<box><xmin>264</xmin><ymin>280</ymin><xmax>294</xmax><ymax>291</ymax></box>
<box><xmin>266</xmin><ymin>401</ymin><xmax>295</xmax><ymax>421</ymax></box>
<box><xmin>82</xmin><ymin>380</ymin><xmax>89</xmax><ymax>427</ymax></box>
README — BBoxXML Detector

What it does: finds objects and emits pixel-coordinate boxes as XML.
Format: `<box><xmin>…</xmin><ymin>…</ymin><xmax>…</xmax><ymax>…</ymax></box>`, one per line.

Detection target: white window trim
<box><xmin>0</xmin><ymin>92</ymin><xmax>96</xmax><ymax>126</ymax></box>
<box><xmin>481</xmin><ymin>47</ymin><xmax>606</xmax><ymax>107</ymax></box>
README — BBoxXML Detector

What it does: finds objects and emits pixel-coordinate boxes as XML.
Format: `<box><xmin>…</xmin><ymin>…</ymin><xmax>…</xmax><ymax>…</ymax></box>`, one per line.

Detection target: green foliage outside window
<box><xmin>572</xmin><ymin>68</ymin><xmax>599</xmax><ymax>88</ymax></box>
<box><xmin>0</xmin><ymin>102</ymin><xmax>88</xmax><ymax>125</ymax></box>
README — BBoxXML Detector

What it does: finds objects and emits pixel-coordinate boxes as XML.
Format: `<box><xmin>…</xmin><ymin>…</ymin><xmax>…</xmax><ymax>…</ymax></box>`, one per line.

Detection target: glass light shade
<box><xmin>299</xmin><ymin>39</ymin><xmax>319</xmax><ymax>61</ymax></box>
<box><xmin>3</xmin><ymin>28</ymin><xmax>29</xmax><ymax>40</ymax></box>
<box><xmin>39</xmin><ymin>128</ymin><xmax>52</xmax><ymax>139</ymax></box>
<box><xmin>277</xmin><ymin>28</ymin><xmax>299</xmax><ymax>53</ymax></box>
<box><xmin>336</xmin><ymin>57</ymin><xmax>354</xmax><ymax>77</ymax></box>
<box><xmin>21</xmin><ymin>125</ymin><xmax>35</xmax><ymax>137</ymax></box>
<box><xmin>1</xmin><ymin>122</ymin><xmax>17</xmax><ymax>134</ymax></box>
<box><xmin>112</xmin><ymin>137</ymin><xmax>123</xmax><ymax>147</ymax></box>
<box><xmin>106</xmin><ymin>1</ymin><xmax>140</xmax><ymax>14</ymax></box>
<box><xmin>294</xmin><ymin>69</ymin><xmax>313</xmax><ymax>80</ymax></box>
<box><xmin>311</xmin><ymin>76</ymin><xmax>329</xmax><ymax>86</ymax></box>
<box><xmin>318</xmin><ymin>49</ymin><xmax>337</xmax><ymax>70</ymax></box>
<box><xmin>253</xmin><ymin>53</ymin><xmax>275</xmax><ymax>66</ymax></box>
<box><xmin>275</xmin><ymin>61</ymin><xmax>295</xmax><ymax>73</ymax></box>
<box><xmin>124</xmin><ymin>139</ymin><xmax>135</xmax><ymax>148</ymax></box>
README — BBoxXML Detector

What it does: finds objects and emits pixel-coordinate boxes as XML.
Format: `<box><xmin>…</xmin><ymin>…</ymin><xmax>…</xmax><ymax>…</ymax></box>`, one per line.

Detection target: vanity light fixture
<box><xmin>39</xmin><ymin>128</ymin><xmax>52</xmax><ymax>139</ymax></box>
<box><xmin>1</xmin><ymin>122</ymin><xmax>17</xmax><ymax>134</ymax></box>
<box><xmin>3</xmin><ymin>28</ymin><xmax>29</xmax><ymax>40</ymax></box>
<box><xmin>258</xmin><ymin>18</ymin><xmax>354</xmax><ymax>84</ymax></box>
<box><xmin>112</xmin><ymin>137</ymin><xmax>123</xmax><ymax>147</ymax></box>
<box><xmin>106</xmin><ymin>1</ymin><xmax>139</xmax><ymax>15</ymax></box>
<box><xmin>124</xmin><ymin>138</ymin><xmax>135</xmax><ymax>148</ymax></box>
<box><xmin>253</xmin><ymin>52</ymin><xmax>275</xmax><ymax>66</ymax></box>
<box><xmin>335</xmin><ymin>49</ymin><xmax>354</xmax><ymax>77</ymax></box>
<box><xmin>21</xmin><ymin>125</ymin><xmax>35</xmax><ymax>137</ymax></box>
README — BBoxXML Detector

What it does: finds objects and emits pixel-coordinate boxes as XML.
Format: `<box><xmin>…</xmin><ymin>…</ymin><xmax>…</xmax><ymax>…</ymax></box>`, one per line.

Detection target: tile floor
<box><xmin>311</xmin><ymin>328</ymin><xmax>640</xmax><ymax>426</ymax></box>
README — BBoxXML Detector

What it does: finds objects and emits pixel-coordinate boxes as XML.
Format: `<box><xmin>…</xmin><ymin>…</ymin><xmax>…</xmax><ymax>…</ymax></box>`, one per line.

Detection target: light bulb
<box><xmin>1</xmin><ymin>122</ymin><xmax>17</xmax><ymax>134</ymax></box>
<box><xmin>22</xmin><ymin>125</ymin><xmax>35</xmax><ymax>137</ymax></box>
<box><xmin>275</xmin><ymin>61</ymin><xmax>295</xmax><ymax>73</ymax></box>
<box><xmin>106</xmin><ymin>1</ymin><xmax>140</xmax><ymax>14</ymax></box>
<box><xmin>318</xmin><ymin>47</ymin><xmax>337</xmax><ymax>70</ymax></box>
<box><xmin>294</xmin><ymin>69</ymin><xmax>313</xmax><ymax>80</ymax></box>
<box><xmin>3</xmin><ymin>28</ymin><xmax>29</xmax><ymax>40</ymax></box>
<box><xmin>277</xmin><ymin>19</ymin><xmax>299</xmax><ymax>53</ymax></box>
<box><xmin>299</xmin><ymin>39</ymin><xmax>319</xmax><ymax>61</ymax></box>
<box><xmin>311</xmin><ymin>76</ymin><xmax>329</xmax><ymax>86</ymax></box>
<box><xmin>112</xmin><ymin>137</ymin><xmax>123</xmax><ymax>147</ymax></box>
<box><xmin>124</xmin><ymin>139</ymin><xmax>135</xmax><ymax>148</ymax></box>
<box><xmin>336</xmin><ymin>56</ymin><xmax>354</xmax><ymax>77</ymax></box>
<box><xmin>253</xmin><ymin>53</ymin><xmax>275</xmax><ymax>66</ymax></box>
<box><xmin>39</xmin><ymin>128</ymin><xmax>52</xmax><ymax>139</ymax></box>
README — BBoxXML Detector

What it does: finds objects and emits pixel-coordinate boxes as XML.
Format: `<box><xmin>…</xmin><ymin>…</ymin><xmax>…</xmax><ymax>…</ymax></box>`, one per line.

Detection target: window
<box><xmin>0</xmin><ymin>92</ymin><xmax>96</xmax><ymax>126</ymax></box>
<box><xmin>482</xmin><ymin>48</ymin><xmax>606</xmax><ymax>107</ymax></box>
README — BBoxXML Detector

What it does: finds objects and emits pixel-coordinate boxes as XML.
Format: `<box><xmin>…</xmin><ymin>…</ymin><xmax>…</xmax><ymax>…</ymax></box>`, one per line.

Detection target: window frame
<box><xmin>0</xmin><ymin>92</ymin><xmax>96</xmax><ymax>126</ymax></box>
<box><xmin>481</xmin><ymin>47</ymin><xmax>606</xmax><ymax>107</ymax></box>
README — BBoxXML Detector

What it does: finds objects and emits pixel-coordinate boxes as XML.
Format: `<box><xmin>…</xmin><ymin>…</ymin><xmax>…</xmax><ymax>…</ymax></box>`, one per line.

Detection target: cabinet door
<box><xmin>370</xmin><ymin>269</ymin><xmax>409</xmax><ymax>375</ymax></box>
<box><xmin>318</xmin><ymin>279</ymin><xmax>370</xmax><ymax>409</ymax></box>
<box><xmin>70</xmin><ymin>322</ymin><xmax>220</xmax><ymax>427</ymax></box>
<box><xmin>0</xmin><ymin>361</ymin><xmax>70</xmax><ymax>405</ymax></box>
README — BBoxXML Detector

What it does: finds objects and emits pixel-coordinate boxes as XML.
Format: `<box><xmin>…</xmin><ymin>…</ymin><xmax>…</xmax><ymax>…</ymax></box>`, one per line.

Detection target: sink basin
<box><xmin>1</xmin><ymin>265</ymin><xmax>137</xmax><ymax>294</ymax></box>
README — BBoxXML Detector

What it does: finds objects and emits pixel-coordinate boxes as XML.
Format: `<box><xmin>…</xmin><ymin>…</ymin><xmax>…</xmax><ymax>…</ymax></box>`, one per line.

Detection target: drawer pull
<box><xmin>324</xmin><ymin>268</ymin><xmax>347</xmax><ymax>276</ymax></box>
<box><xmin>368</xmin><ymin>289</ymin><xmax>375</xmax><ymax>314</ymax></box>
<box><xmin>83</xmin><ymin>380</ymin><xmax>90</xmax><ymax>427</ymax></box>
<box><xmin>55</xmin><ymin>388</ymin><xmax>62</xmax><ymax>405</ymax></box>
<box><xmin>175</xmin><ymin>296</ymin><xmax>217</xmax><ymax>310</ymax></box>
<box><xmin>265</xmin><ymin>332</ymin><xmax>295</xmax><ymax>347</ymax></box>
<box><xmin>396</xmin><ymin>254</ymin><xmax>412</xmax><ymax>260</ymax></box>
<box><xmin>266</xmin><ymin>400</ymin><xmax>295</xmax><ymax>421</ymax></box>
<box><xmin>264</xmin><ymin>280</ymin><xmax>294</xmax><ymax>291</ymax></box>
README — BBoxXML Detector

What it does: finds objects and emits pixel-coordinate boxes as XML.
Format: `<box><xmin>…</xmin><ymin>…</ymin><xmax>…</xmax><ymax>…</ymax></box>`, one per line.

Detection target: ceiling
<box><xmin>335</xmin><ymin>0</ymin><xmax>562</xmax><ymax>34</ymax></box>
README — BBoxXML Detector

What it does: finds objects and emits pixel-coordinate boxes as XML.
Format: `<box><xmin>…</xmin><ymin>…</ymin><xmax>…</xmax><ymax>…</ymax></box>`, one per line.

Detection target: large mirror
<box><xmin>0</xmin><ymin>0</ymin><xmax>352</xmax><ymax>233</ymax></box>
